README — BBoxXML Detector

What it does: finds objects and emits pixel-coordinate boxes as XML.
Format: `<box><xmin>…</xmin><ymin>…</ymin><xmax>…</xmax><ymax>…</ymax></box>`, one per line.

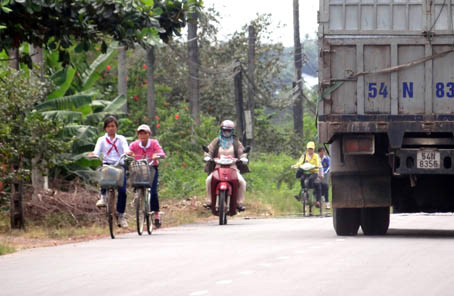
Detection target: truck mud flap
<box><xmin>332</xmin><ymin>173</ymin><xmax>391</xmax><ymax>208</ymax></box>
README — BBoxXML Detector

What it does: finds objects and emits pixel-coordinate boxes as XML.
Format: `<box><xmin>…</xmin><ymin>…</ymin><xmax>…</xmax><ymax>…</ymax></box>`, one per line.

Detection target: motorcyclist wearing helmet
<box><xmin>291</xmin><ymin>141</ymin><xmax>324</xmax><ymax>207</ymax></box>
<box><xmin>203</xmin><ymin>120</ymin><xmax>249</xmax><ymax>211</ymax></box>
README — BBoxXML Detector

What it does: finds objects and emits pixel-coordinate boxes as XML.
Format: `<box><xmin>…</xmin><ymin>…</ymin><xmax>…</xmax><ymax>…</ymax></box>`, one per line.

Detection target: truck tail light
<box><xmin>343</xmin><ymin>135</ymin><xmax>375</xmax><ymax>155</ymax></box>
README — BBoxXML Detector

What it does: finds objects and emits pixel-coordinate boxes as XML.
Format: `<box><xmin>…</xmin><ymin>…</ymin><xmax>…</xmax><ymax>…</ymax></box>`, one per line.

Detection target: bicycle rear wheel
<box><xmin>107</xmin><ymin>189</ymin><xmax>117</xmax><ymax>239</ymax></box>
<box><xmin>307</xmin><ymin>191</ymin><xmax>313</xmax><ymax>216</ymax></box>
<box><xmin>136</xmin><ymin>188</ymin><xmax>146</xmax><ymax>235</ymax></box>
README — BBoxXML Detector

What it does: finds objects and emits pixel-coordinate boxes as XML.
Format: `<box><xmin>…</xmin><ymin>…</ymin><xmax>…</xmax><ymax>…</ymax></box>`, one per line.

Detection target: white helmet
<box><xmin>221</xmin><ymin>120</ymin><xmax>235</xmax><ymax>130</ymax></box>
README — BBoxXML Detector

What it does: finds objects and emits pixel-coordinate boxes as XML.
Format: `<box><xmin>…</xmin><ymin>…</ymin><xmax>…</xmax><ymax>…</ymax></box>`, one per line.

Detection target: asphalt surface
<box><xmin>1</xmin><ymin>213</ymin><xmax>454</xmax><ymax>296</ymax></box>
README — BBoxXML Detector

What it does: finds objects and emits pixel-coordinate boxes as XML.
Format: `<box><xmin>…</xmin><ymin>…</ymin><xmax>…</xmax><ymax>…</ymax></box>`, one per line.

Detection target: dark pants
<box><xmin>321</xmin><ymin>182</ymin><xmax>329</xmax><ymax>202</ymax></box>
<box><xmin>101</xmin><ymin>166</ymin><xmax>127</xmax><ymax>214</ymax></box>
<box><xmin>321</xmin><ymin>173</ymin><xmax>330</xmax><ymax>202</ymax></box>
<box><xmin>300</xmin><ymin>173</ymin><xmax>322</xmax><ymax>202</ymax></box>
<box><xmin>149</xmin><ymin>166</ymin><xmax>160</xmax><ymax>212</ymax></box>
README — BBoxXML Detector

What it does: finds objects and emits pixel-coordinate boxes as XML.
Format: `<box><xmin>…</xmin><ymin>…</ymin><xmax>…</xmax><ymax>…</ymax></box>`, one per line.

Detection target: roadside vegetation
<box><xmin>0</xmin><ymin>244</ymin><xmax>15</xmax><ymax>255</ymax></box>
<box><xmin>0</xmin><ymin>1</ymin><xmax>324</xmax><ymax>253</ymax></box>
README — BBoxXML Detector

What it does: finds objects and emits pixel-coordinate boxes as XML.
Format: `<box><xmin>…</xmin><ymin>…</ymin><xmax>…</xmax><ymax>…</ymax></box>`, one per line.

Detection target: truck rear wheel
<box><xmin>333</xmin><ymin>208</ymin><xmax>360</xmax><ymax>236</ymax></box>
<box><xmin>360</xmin><ymin>207</ymin><xmax>390</xmax><ymax>235</ymax></box>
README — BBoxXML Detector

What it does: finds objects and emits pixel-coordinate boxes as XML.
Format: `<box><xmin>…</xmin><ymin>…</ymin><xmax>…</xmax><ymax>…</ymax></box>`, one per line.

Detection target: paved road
<box><xmin>1</xmin><ymin>214</ymin><xmax>454</xmax><ymax>296</ymax></box>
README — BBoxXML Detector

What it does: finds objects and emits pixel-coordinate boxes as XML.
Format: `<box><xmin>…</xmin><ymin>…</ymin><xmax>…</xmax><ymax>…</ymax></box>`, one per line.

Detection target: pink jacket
<box><xmin>129</xmin><ymin>139</ymin><xmax>166</xmax><ymax>165</ymax></box>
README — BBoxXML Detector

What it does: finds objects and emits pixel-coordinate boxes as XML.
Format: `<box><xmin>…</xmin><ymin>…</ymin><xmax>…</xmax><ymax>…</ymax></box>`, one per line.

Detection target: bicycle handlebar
<box><xmin>88</xmin><ymin>153</ymin><xmax>133</xmax><ymax>166</ymax></box>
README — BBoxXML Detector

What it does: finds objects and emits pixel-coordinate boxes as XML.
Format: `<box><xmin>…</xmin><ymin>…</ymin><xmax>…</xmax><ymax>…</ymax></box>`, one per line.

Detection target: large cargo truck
<box><xmin>317</xmin><ymin>0</ymin><xmax>454</xmax><ymax>235</ymax></box>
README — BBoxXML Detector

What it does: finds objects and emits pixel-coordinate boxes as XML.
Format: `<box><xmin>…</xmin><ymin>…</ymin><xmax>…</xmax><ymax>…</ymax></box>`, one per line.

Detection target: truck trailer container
<box><xmin>318</xmin><ymin>0</ymin><xmax>454</xmax><ymax>235</ymax></box>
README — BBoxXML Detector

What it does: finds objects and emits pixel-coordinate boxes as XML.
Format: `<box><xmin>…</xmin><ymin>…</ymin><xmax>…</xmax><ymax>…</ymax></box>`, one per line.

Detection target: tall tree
<box><xmin>293</xmin><ymin>0</ymin><xmax>304</xmax><ymax>136</ymax></box>
<box><xmin>7</xmin><ymin>48</ymin><xmax>19</xmax><ymax>69</ymax></box>
<box><xmin>188</xmin><ymin>15</ymin><xmax>201</xmax><ymax>125</ymax></box>
<box><xmin>146</xmin><ymin>46</ymin><xmax>157</xmax><ymax>134</ymax></box>
<box><xmin>118</xmin><ymin>46</ymin><xmax>128</xmax><ymax>113</ymax></box>
<box><xmin>0</xmin><ymin>0</ymin><xmax>202</xmax><ymax>65</ymax></box>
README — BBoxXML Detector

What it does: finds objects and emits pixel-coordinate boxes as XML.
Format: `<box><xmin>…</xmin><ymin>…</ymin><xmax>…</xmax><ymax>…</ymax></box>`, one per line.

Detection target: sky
<box><xmin>202</xmin><ymin>0</ymin><xmax>319</xmax><ymax>46</ymax></box>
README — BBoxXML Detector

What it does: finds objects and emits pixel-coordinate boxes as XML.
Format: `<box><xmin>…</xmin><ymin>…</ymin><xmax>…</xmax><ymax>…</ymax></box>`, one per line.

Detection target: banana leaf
<box><xmin>35</xmin><ymin>89</ymin><xmax>97</xmax><ymax>111</ymax></box>
<box><xmin>62</xmin><ymin>124</ymin><xmax>98</xmax><ymax>138</ymax></box>
<box><xmin>103</xmin><ymin>94</ymin><xmax>126</xmax><ymax>112</ymax></box>
<box><xmin>91</xmin><ymin>100</ymin><xmax>111</xmax><ymax>113</ymax></box>
<box><xmin>91</xmin><ymin>100</ymin><xmax>110</xmax><ymax>108</ymax></box>
<box><xmin>48</xmin><ymin>66</ymin><xmax>76</xmax><ymax>99</ymax></box>
<box><xmin>82</xmin><ymin>46</ymin><xmax>116</xmax><ymax>91</ymax></box>
<box><xmin>72</xmin><ymin>152</ymin><xmax>102</xmax><ymax>168</ymax></box>
<box><xmin>41</xmin><ymin>110</ymin><xmax>83</xmax><ymax>124</ymax></box>
<box><xmin>85</xmin><ymin>95</ymin><xmax>126</xmax><ymax>125</ymax></box>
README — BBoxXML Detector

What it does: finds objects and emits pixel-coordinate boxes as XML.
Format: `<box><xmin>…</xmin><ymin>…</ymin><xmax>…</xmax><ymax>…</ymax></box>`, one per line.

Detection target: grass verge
<box><xmin>0</xmin><ymin>243</ymin><xmax>16</xmax><ymax>255</ymax></box>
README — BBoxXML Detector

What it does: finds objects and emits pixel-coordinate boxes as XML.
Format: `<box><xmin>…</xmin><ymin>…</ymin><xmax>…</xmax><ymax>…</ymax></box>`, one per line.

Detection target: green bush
<box><xmin>245</xmin><ymin>153</ymin><xmax>302</xmax><ymax>214</ymax></box>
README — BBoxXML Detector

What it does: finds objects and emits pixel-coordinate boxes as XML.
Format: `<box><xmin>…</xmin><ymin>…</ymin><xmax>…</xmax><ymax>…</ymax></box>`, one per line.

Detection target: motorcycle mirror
<box><xmin>202</xmin><ymin>145</ymin><xmax>209</xmax><ymax>153</ymax></box>
<box><xmin>243</xmin><ymin>146</ymin><xmax>251</xmax><ymax>153</ymax></box>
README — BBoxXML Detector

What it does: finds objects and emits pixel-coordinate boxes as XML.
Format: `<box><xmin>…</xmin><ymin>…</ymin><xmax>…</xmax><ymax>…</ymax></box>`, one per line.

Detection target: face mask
<box><xmin>221</xmin><ymin>129</ymin><xmax>232</xmax><ymax>137</ymax></box>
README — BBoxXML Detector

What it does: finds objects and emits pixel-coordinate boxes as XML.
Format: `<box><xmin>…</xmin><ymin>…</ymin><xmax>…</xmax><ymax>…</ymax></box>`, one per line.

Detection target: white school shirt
<box><xmin>93</xmin><ymin>133</ymin><xmax>130</xmax><ymax>164</ymax></box>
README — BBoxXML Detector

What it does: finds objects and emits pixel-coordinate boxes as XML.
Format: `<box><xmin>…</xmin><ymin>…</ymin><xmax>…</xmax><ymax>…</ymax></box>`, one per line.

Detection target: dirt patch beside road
<box><xmin>1</xmin><ymin>188</ymin><xmax>275</xmax><ymax>252</ymax></box>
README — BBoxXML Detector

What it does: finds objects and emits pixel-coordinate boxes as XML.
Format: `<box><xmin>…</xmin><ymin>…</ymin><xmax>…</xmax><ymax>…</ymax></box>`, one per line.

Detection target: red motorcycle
<box><xmin>203</xmin><ymin>146</ymin><xmax>250</xmax><ymax>225</ymax></box>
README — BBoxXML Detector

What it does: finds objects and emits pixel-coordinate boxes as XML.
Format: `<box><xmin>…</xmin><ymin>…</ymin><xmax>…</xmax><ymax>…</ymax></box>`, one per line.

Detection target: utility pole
<box><xmin>246</xmin><ymin>25</ymin><xmax>256</xmax><ymax>147</ymax></box>
<box><xmin>293</xmin><ymin>0</ymin><xmax>304</xmax><ymax>136</ymax></box>
<box><xmin>233</xmin><ymin>62</ymin><xmax>245</xmax><ymax>143</ymax></box>
<box><xmin>146</xmin><ymin>47</ymin><xmax>157</xmax><ymax>135</ymax></box>
<box><xmin>118</xmin><ymin>46</ymin><xmax>128</xmax><ymax>113</ymax></box>
<box><xmin>188</xmin><ymin>16</ymin><xmax>201</xmax><ymax>126</ymax></box>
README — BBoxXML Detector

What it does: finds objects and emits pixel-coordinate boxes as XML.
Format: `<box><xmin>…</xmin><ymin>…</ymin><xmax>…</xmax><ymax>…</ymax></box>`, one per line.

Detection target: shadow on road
<box><xmin>386</xmin><ymin>228</ymin><xmax>454</xmax><ymax>239</ymax></box>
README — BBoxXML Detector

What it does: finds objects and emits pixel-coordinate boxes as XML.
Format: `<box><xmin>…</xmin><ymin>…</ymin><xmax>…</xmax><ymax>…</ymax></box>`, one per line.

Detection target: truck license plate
<box><xmin>417</xmin><ymin>151</ymin><xmax>440</xmax><ymax>169</ymax></box>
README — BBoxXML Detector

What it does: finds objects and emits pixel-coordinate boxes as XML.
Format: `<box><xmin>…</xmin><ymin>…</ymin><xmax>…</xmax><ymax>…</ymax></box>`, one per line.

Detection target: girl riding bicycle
<box><xmin>89</xmin><ymin>116</ymin><xmax>132</xmax><ymax>228</ymax></box>
<box><xmin>129</xmin><ymin>124</ymin><xmax>166</xmax><ymax>227</ymax></box>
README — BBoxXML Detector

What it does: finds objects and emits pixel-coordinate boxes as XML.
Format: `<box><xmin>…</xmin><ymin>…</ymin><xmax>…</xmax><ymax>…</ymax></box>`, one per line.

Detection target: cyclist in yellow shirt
<box><xmin>291</xmin><ymin>141</ymin><xmax>324</xmax><ymax>207</ymax></box>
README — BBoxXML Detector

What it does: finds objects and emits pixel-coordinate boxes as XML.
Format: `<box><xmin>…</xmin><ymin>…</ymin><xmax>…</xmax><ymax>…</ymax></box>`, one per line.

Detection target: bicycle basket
<box><xmin>129</xmin><ymin>161</ymin><xmax>155</xmax><ymax>187</ymax></box>
<box><xmin>98</xmin><ymin>165</ymin><xmax>124</xmax><ymax>188</ymax></box>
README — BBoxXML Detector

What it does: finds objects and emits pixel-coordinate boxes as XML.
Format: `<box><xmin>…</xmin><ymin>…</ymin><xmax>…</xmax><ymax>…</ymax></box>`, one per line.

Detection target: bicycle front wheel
<box><xmin>145</xmin><ymin>190</ymin><xmax>152</xmax><ymax>235</ymax></box>
<box><xmin>107</xmin><ymin>189</ymin><xmax>117</xmax><ymax>239</ymax></box>
<box><xmin>136</xmin><ymin>188</ymin><xmax>146</xmax><ymax>235</ymax></box>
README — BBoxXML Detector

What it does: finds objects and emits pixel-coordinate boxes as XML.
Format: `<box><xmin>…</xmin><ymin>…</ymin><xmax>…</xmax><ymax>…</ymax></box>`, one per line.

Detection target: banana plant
<box><xmin>36</xmin><ymin>44</ymin><xmax>127</xmax><ymax>177</ymax></box>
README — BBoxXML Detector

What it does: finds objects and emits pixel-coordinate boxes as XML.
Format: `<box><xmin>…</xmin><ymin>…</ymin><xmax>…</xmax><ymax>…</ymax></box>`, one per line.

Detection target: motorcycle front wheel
<box><xmin>218</xmin><ymin>191</ymin><xmax>228</xmax><ymax>225</ymax></box>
